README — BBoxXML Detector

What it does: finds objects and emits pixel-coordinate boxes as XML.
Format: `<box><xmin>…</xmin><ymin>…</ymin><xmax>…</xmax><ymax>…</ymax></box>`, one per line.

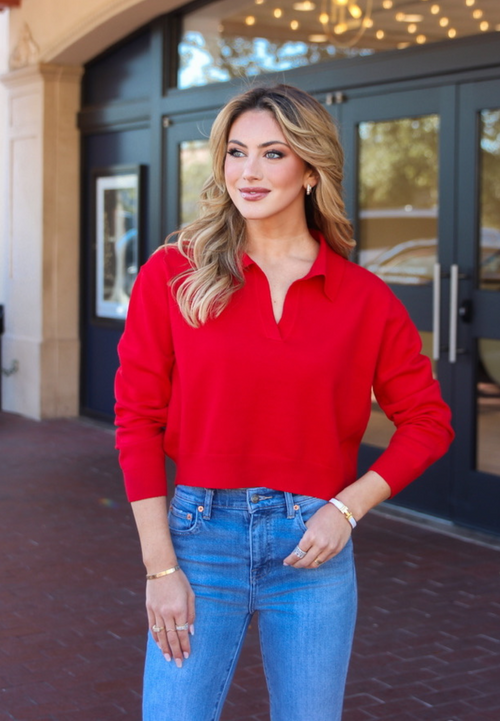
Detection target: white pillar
<box><xmin>0</xmin><ymin>63</ymin><xmax>83</xmax><ymax>418</ymax></box>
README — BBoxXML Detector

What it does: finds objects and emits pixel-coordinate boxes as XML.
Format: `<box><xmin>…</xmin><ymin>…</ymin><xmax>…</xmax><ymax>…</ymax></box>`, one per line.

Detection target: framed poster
<box><xmin>93</xmin><ymin>166</ymin><xmax>143</xmax><ymax>321</ymax></box>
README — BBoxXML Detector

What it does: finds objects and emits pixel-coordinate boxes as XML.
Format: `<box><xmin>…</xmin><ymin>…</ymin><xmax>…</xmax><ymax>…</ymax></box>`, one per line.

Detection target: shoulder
<box><xmin>325</xmin><ymin>243</ymin><xmax>396</xmax><ymax>308</ymax></box>
<box><xmin>140</xmin><ymin>242</ymin><xmax>193</xmax><ymax>280</ymax></box>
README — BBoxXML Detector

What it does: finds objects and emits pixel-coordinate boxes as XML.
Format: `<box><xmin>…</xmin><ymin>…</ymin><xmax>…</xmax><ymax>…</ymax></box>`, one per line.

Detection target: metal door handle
<box><xmin>432</xmin><ymin>263</ymin><xmax>441</xmax><ymax>360</ymax></box>
<box><xmin>449</xmin><ymin>264</ymin><xmax>459</xmax><ymax>363</ymax></box>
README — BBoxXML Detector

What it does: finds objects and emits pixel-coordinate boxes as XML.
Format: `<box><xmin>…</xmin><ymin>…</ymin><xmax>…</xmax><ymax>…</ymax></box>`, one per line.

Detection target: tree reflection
<box><xmin>178</xmin><ymin>32</ymin><xmax>369</xmax><ymax>88</ymax></box>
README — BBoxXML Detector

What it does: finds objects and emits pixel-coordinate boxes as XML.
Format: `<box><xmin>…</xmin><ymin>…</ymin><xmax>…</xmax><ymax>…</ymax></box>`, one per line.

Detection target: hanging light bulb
<box><xmin>317</xmin><ymin>0</ymin><xmax>374</xmax><ymax>49</ymax></box>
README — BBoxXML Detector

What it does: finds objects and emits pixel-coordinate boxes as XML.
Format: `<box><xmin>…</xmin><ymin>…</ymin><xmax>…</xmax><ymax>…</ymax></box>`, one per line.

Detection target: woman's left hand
<box><xmin>283</xmin><ymin>502</ymin><xmax>352</xmax><ymax>569</ymax></box>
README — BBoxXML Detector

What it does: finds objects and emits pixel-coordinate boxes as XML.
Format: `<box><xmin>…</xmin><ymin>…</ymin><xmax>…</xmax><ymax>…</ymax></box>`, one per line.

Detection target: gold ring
<box><xmin>152</xmin><ymin>624</ymin><xmax>165</xmax><ymax>633</ymax></box>
<box><xmin>314</xmin><ymin>558</ymin><xmax>322</xmax><ymax>565</ymax></box>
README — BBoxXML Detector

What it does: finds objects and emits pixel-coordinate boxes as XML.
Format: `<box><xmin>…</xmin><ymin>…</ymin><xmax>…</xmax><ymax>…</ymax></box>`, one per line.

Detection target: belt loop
<box><xmin>284</xmin><ymin>492</ymin><xmax>295</xmax><ymax>519</ymax></box>
<box><xmin>203</xmin><ymin>489</ymin><xmax>214</xmax><ymax>519</ymax></box>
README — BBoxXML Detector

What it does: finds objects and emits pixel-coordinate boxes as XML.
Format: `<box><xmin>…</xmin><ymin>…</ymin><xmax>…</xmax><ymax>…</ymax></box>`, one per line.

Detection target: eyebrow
<box><xmin>227</xmin><ymin>139</ymin><xmax>290</xmax><ymax>149</ymax></box>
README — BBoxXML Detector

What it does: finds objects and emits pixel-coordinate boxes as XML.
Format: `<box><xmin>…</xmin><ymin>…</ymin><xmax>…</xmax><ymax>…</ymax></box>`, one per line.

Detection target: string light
<box><xmin>480</xmin><ymin>20</ymin><xmax>489</xmax><ymax>31</ymax></box>
<box><xmin>292</xmin><ymin>1</ymin><xmax>315</xmax><ymax>10</ymax></box>
<box><xmin>439</xmin><ymin>17</ymin><xmax>449</xmax><ymax>27</ymax></box>
<box><xmin>290</xmin><ymin>19</ymin><xmax>299</xmax><ymax>29</ymax></box>
<box><xmin>376</xmin><ymin>29</ymin><xmax>385</xmax><ymax>39</ymax></box>
<box><xmin>430</xmin><ymin>5</ymin><xmax>440</xmax><ymax>14</ymax></box>
<box><xmin>416</xmin><ymin>34</ymin><xmax>427</xmax><ymax>44</ymax></box>
<box><xmin>382</xmin><ymin>0</ymin><xmax>393</xmax><ymax>8</ymax></box>
<box><xmin>349</xmin><ymin>4</ymin><xmax>363</xmax><ymax>19</ymax></box>
<box><xmin>407</xmin><ymin>23</ymin><xmax>417</xmax><ymax>33</ymax></box>
<box><xmin>273</xmin><ymin>8</ymin><xmax>282</xmax><ymax>18</ymax></box>
<box><xmin>472</xmin><ymin>9</ymin><xmax>483</xmax><ymax>18</ymax></box>
<box><xmin>465</xmin><ymin>0</ymin><xmax>475</xmax><ymax>5</ymax></box>
<box><xmin>245</xmin><ymin>15</ymin><xmax>256</xmax><ymax>25</ymax></box>
<box><xmin>448</xmin><ymin>28</ymin><xmax>457</xmax><ymax>37</ymax></box>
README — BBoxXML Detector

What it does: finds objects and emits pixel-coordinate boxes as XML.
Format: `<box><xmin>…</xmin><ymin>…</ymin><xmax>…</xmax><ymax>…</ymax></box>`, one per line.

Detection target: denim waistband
<box><xmin>173</xmin><ymin>485</ymin><xmax>323</xmax><ymax>520</ymax></box>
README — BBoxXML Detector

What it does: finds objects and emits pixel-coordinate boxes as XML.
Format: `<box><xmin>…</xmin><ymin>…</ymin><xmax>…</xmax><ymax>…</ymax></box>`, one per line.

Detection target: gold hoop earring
<box><xmin>306</xmin><ymin>184</ymin><xmax>312</xmax><ymax>196</ymax></box>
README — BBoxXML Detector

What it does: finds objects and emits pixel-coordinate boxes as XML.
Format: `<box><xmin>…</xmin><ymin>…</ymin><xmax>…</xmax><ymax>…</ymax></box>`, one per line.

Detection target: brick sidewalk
<box><xmin>1</xmin><ymin>412</ymin><xmax>499</xmax><ymax>720</ymax></box>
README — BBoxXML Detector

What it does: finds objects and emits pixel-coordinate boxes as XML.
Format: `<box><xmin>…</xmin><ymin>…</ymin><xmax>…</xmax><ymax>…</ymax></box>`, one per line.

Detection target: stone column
<box><xmin>0</xmin><ymin>63</ymin><xmax>83</xmax><ymax>418</ymax></box>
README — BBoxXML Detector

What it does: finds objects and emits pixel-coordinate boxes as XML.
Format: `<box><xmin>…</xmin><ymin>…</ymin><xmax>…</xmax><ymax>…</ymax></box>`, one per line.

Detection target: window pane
<box><xmin>178</xmin><ymin>1</ymin><xmax>500</xmax><ymax>90</ymax></box>
<box><xmin>358</xmin><ymin>115</ymin><xmax>439</xmax><ymax>285</ymax></box>
<box><xmin>479</xmin><ymin>110</ymin><xmax>500</xmax><ymax>291</ymax></box>
<box><xmin>477</xmin><ymin>338</ymin><xmax>500</xmax><ymax>476</ymax></box>
<box><xmin>180</xmin><ymin>140</ymin><xmax>211</xmax><ymax>226</ymax></box>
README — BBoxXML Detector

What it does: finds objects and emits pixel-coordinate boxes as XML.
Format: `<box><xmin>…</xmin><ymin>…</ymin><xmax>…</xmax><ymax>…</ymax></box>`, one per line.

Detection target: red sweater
<box><xmin>115</xmin><ymin>232</ymin><xmax>454</xmax><ymax>502</ymax></box>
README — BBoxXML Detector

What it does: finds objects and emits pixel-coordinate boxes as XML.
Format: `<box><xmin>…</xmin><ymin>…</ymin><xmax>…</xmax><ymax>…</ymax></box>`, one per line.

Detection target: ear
<box><xmin>304</xmin><ymin>167</ymin><xmax>319</xmax><ymax>190</ymax></box>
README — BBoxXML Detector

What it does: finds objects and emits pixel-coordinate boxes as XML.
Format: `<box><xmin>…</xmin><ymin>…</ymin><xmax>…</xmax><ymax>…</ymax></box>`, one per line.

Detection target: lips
<box><xmin>238</xmin><ymin>187</ymin><xmax>270</xmax><ymax>201</ymax></box>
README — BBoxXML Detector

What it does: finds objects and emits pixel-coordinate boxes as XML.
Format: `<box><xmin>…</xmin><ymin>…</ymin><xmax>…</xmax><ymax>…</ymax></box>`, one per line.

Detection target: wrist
<box><xmin>328</xmin><ymin>497</ymin><xmax>357</xmax><ymax>529</ymax></box>
<box><xmin>143</xmin><ymin>553</ymin><xmax>178</xmax><ymax>575</ymax></box>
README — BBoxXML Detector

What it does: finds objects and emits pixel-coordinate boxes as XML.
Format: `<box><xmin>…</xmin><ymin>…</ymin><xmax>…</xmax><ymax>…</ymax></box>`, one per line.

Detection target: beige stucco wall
<box><xmin>8</xmin><ymin>0</ymin><xmax>180</xmax><ymax>65</ymax></box>
<box><xmin>0</xmin><ymin>0</ymin><xmax>181</xmax><ymax>418</ymax></box>
<box><xmin>0</xmin><ymin>12</ymin><xmax>9</xmax><ymax>309</ymax></box>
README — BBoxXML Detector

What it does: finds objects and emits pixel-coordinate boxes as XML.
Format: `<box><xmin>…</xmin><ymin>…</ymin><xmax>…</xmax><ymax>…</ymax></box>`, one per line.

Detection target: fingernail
<box><xmin>164</xmin><ymin>653</ymin><xmax>171</xmax><ymax>662</ymax></box>
<box><xmin>189</xmin><ymin>624</ymin><xmax>195</xmax><ymax>636</ymax></box>
<box><xmin>183</xmin><ymin>651</ymin><xmax>189</xmax><ymax>659</ymax></box>
<box><xmin>175</xmin><ymin>658</ymin><xmax>183</xmax><ymax>668</ymax></box>
<box><xmin>283</xmin><ymin>561</ymin><xmax>289</xmax><ymax>566</ymax></box>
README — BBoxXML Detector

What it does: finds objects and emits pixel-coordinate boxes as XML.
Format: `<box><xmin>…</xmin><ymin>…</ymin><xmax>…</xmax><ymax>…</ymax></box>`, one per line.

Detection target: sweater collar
<box><xmin>242</xmin><ymin>230</ymin><xmax>345</xmax><ymax>302</ymax></box>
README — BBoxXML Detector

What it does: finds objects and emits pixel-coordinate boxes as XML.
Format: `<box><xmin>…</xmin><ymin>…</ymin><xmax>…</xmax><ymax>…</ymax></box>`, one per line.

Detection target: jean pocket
<box><xmin>295</xmin><ymin>497</ymin><xmax>327</xmax><ymax>533</ymax></box>
<box><xmin>168</xmin><ymin>498</ymin><xmax>202</xmax><ymax>535</ymax></box>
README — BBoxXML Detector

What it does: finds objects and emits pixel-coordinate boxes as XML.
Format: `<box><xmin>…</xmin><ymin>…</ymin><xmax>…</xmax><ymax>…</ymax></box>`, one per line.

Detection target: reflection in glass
<box><xmin>95</xmin><ymin>173</ymin><xmax>139</xmax><ymax>320</ymax></box>
<box><xmin>477</xmin><ymin>339</ymin><xmax>500</xmax><ymax>476</ymax></box>
<box><xmin>362</xmin><ymin>331</ymin><xmax>435</xmax><ymax>449</ymax></box>
<box><xmin>178</xmin><ymin>1</ymin><xmax>500</xmax><ymax>90</ymax></box>
<box><xmin>358</xmin><ymin>116</ymin><xmax>439</xmax><ymax>285</ymax></box>
<box><xmin>180</xmin><ymin>140</ymin><xmax>211</xmax><ymax>226</ymax></box>
<box><xmin>479</xmin><ymin>110</ymin><xmax>500</xmax><ymax>291</ymax></box>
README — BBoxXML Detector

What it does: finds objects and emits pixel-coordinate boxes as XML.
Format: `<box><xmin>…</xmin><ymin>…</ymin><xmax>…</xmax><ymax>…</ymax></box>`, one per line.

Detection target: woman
<box><xmin>115</xmin><ymin>84</ymin><xmax>454</xmax><ymax>721</ymax></box>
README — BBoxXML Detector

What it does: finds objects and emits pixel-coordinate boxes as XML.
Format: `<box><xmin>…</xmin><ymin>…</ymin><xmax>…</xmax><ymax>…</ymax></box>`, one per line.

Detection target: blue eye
<box><xmin>266</xmin><ymin>150</ymin><xmax>283</xmax><ymax>159</ymax></box>
<box><xmin>227</xmin><ymin>148</ymin><xmax>245</xmax><ymax>157</ymax></box>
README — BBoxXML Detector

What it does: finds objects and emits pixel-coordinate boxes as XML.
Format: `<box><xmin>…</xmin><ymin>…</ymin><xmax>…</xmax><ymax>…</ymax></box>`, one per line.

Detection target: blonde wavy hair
<box><xmin>169</xmin><ymin>83</ymin><xmax>355</xmax><ymax>326</ymax></box>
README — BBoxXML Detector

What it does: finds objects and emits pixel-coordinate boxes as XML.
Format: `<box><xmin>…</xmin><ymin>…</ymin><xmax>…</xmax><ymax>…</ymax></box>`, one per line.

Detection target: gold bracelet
<box><xmin>146</xmin><ymin>565</ymin><xmax>180</xmax><ymax>580</ymax></box>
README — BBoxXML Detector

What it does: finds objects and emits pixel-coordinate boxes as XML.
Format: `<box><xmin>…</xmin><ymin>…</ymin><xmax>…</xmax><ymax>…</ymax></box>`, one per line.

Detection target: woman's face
<box><xmin>224</xmin><ymin>110</ymin><xmax>316</xmax><ymax>227</ymax></box>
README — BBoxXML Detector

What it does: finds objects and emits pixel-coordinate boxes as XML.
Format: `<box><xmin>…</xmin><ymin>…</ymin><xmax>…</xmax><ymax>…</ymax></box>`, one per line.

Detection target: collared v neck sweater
<box><xmin>115</xmin><ymin>232</ymin><xmax>454</xmax><ymax>502</ymax></box>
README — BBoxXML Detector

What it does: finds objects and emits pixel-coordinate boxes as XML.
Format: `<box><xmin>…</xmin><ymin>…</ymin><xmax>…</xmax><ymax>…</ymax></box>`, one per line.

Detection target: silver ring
<box><xmin>152</xmin><ymin>624</ymin><xmax>165</xmax><ymax>633</ymax></box>
<box><xmin>293</xmin><ymin>545</ymin><xmax>307</xmax><ymax>559</ymax></box>
<box><xmin>175</xmin><ymin>622</ymin><xmax>189</xmax><ymax>631</ymax></box>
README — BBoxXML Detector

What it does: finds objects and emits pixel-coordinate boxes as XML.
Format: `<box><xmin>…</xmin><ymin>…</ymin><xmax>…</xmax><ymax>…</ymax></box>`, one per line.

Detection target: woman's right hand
<box><xmin>146</xmin><ymin>568</ymin><xmax>195</xmax><ymax>668</ymax></box>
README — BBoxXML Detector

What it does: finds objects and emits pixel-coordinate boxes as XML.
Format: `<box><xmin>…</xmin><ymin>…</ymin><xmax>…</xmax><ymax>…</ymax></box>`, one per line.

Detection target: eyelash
<box><xmin>226</xmin><ymin>148</ymin><xmax>284</xmax><ymax>160</ymax></box>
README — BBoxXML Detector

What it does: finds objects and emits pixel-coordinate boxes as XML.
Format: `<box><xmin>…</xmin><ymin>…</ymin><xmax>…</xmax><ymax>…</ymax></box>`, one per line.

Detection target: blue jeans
<box><xmin>143</xmin><ymin>486</ymin><xmax>357</xmax><ymax>721</ymax></box>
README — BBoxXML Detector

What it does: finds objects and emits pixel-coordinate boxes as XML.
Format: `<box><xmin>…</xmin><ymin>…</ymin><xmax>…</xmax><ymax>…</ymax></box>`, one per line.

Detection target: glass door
<box><xmin>453</xmin><ymin>79</ymin><xmax>500</xmax><ymax>533</ymax></box>
<box><xmin>338</xmin><ymin>86</ymin><xmax>456</xmax><ymax>520</ymax></box>
<box><xmin>163</xmin><ymin>115</ymin><xmax>214</xmax><ymax>237</ymax></box>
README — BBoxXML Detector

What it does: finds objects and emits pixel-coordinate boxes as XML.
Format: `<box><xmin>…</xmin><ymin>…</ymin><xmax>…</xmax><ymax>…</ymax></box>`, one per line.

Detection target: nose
<box><xmin>242</xmin><ymin>154</ymin><xmax>263</xmax><ymax>181</ymax></box>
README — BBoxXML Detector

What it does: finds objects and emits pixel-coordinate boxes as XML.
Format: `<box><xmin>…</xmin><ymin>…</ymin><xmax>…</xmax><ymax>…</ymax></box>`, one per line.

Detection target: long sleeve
<box><xmin>115</xmin><ymin>250</ymin><xmax>175</xmax><ymax>501</ymax></box>
<box><xmin>368</xmin><ymin>292</ymin><xmax>454</xmax><ymax>496</ymax></box>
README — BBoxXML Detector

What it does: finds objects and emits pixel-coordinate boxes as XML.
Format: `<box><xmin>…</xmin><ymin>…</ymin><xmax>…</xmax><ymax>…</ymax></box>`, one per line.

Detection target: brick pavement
<box><xmin>1</xmin><ymin>411</ymin><xmax>499</xmax><ymax>720</ymax></box>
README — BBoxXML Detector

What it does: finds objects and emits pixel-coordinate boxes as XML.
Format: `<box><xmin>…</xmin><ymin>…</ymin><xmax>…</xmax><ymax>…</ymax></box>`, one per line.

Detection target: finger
<box><xmin>283</xmin><ymin>538</ymin><xmax>311</xmax><ymax>567</ymax></box>
<box><xmin>176</xmin><ymin>621</ymin><xmax>192</xmax><ymax>660</ymax></box>
<box><xmin>165</xmin><ymin>620</ymin><xmax>186</xmax><ymax>668</ymax></box>
<box><xmin>151</xmin><ymin>621</ymin><xmax>171</xmax><ymax>660</ymax></box>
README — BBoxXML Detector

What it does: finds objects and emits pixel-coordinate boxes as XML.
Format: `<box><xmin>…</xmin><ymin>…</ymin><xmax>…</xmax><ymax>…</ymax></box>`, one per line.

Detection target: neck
<box><xmin>245</xmin><ymin>219</ymin><xmax>316</xmax><ymax>260</ymax></box>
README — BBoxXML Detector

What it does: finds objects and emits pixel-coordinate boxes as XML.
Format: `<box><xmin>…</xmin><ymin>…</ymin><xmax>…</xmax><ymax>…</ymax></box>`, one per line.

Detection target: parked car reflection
<box><xmin>366</xmin><ymin>228</ymin><xmax>500</xmax><ymax>289</ymax></box>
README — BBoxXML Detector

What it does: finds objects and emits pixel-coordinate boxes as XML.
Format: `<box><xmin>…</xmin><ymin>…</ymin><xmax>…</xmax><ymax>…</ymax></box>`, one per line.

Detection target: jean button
<box><xmin>250</xmin><ymin>494</ymin><xmax>260</xmax><ymax>503</ymax></box>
